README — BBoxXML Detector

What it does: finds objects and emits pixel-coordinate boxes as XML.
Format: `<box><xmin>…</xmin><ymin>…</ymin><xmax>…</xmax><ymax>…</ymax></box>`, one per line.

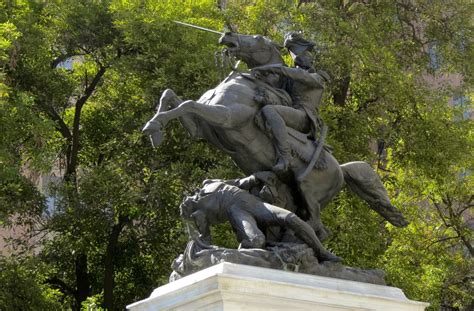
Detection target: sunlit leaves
<box><xmin>1</xmin><ymin>0</ymin><xmax>472</xmax><ymax>309</ymax></box>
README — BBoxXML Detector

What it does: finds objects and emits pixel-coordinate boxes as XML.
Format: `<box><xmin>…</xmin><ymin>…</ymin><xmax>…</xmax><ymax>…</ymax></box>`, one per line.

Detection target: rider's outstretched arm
<box><xmin>253</xmin><ymin>65</ymin><xmax>325</xmax><ymax>88</ymax></box>
<box><xmin>274</xmin><ymin>67</ymin><xmax>325</xmax><ymax>88</ymax></box>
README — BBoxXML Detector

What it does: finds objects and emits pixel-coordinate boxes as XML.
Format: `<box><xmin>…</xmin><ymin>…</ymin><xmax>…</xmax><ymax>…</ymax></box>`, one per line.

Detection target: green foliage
<box><xmin>0</xmin><ymin>21</ymin><xmax>19</xmax><ymax>97</ymax></box>
<box><xmin>81</xmin><ymin>294</ymin><xmax>105</xmax><ymax>311</ymax></box>
<box><xmin>0</xmin><ymin>256</ymin><xmax>63</xmax><ymax>311</ymax></box>
<box><xmin>0</xmin><ymin>0</ymin><xmax>472</xmax><ymax>310</ymax></box>
<box><xmin>322</xmin><ymin>191</ymin><xmax>389</xmax><ymax>269</ymax></box>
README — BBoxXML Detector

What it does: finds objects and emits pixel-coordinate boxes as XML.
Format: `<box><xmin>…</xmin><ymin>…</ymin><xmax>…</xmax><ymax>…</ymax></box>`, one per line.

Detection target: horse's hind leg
<box><xmin>297</xmin><ymin>181</ymin><xmax>328</xmax><ymax>240</ymax></box>
<box><xmin>297</xmin><ymin>160</ymin><xmax>345</xmax><ymax>240</ymax></box>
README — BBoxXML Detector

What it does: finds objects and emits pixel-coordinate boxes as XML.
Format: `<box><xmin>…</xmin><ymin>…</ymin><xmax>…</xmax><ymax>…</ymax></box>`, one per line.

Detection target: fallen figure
<box><xmin>171</xmin><ymin>174</ymin><xmax>388</xmax><ymax>285</ymax></box>
<box><xmin>179</xmin><ymin>175</ymin><xmax>342</xmax><ymax>263</ymax></box>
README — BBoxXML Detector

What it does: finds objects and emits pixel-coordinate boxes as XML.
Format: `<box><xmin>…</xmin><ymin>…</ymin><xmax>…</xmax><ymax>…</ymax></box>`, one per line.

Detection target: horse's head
<box><xmin>219</xmin><ymin>32</ymin><xmax>284</xmax><ymax>68</ymax></box>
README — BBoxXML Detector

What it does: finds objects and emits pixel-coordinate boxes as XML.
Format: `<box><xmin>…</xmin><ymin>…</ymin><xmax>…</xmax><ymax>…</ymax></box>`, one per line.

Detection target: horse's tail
<box><xmin>340</xmin><ymin>161</ymin><xmax>408</xmax><ymax>227</ymax></box>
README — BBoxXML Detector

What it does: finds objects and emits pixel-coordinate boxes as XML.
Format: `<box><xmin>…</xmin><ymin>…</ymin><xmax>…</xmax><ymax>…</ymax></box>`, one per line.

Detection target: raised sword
<box><xmin>173</xmin><ymin>21</ymin><xmax>223</xmax><ymax>35</ymax></box>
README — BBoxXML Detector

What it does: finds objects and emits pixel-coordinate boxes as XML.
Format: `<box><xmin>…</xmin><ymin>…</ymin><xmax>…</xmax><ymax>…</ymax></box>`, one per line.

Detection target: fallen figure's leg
<box><xmin>234</xmin><ymin>198</ymin><xmax>342</xmax><ymax>263</ymax></box>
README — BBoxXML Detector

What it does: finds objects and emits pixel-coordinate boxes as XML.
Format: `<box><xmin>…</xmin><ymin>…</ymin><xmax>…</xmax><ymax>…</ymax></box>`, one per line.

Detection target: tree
<box><xmin>223</xmin><ymin>0</ymin><xmax>472</xmax><ymax>308</ymax></box>
<box><xmin>2</xmin><ymin>0</ymin><xmax>236</xmax><ymax>309</ymax></box>
<box><xmin>0</xmin><ymin>256</ymin><xmax>63</xmax><ymax>311</ymax></box>
<box><xmin>1</xmin><ymin>0</ymin><xmax>472</xmax><ymax>310</ymax></box>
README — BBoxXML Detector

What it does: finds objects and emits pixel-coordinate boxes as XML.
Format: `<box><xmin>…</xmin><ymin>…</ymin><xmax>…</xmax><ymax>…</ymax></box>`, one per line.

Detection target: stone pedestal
<box><xmin>127</xmin><ymin>263</ymin><xmax>428</xmax><ymax>311</ymax></box>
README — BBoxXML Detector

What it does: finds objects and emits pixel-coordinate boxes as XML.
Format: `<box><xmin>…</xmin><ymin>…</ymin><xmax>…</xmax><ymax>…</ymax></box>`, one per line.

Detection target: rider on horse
<box><xmin>252</xmin><ymin>32</ymin><xmax>330</xmax><ymax>173</ymax></box>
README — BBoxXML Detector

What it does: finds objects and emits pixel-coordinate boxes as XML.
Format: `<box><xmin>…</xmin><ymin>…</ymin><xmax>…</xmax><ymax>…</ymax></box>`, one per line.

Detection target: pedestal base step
<box><xmin>127</xmin><ymin>263</ymin><xmax>428</xmax><ymax>311</ymax></box>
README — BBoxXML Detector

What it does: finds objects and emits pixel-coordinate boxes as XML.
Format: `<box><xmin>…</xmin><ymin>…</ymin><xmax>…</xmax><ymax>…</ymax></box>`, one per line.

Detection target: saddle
<box><xmin>240</xmin><ymin>72</ymin><xmax>330</xmax><ymax>171</ymax></box>
<box><xmin>287</xmin><ymin>127</ymin><xmax>329</xmax><ymax>173</ymax></box>
<box><xmin>240</xmin><ymin>73</ymin><xmax>292</xmax><ymax>107</ymax></box>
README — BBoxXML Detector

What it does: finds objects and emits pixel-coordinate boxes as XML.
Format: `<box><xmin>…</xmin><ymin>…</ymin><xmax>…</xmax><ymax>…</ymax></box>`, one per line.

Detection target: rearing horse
<box><xmin>143</xmin><ymin>32</ymin><xmax>408</xmax><ymax>238</ymax></box>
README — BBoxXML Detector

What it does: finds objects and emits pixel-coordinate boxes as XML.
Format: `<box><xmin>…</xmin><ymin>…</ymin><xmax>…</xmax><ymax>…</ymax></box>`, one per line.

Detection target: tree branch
<box><xmin>425</xmin><ymin>235</ymin><xmax>460</xmax><ymax>250</ymax></box>
<box><xmin>433</xmin><ymin>198</ymin><xmax>474</xmax><ymax>257</ymax></box>
<box><xmin>66</xmin><ymin>66</ymin><xmax>106</xmax><ymax>179</ymax></box>
<box><xmin>433</xmin><ymin>201</ymin><xmax>451</xmax><ymax>228</ymax></box>
<box><xmin>37</xmin><ymin>101</ymin><xmax>72</xmax><ymax>141</ymax></box>
<box><xmin>356</xmin><ymin>96</ymin><xmax>379</xmax><ymax>113</ymax></box>
<box><xmin>333</xmin><ymin>75</ymin><xmax>351</xmax><ymax>106</ymax></box>
<box><xmin>45</xmin><ymin>277</ymin><xmax>75</xmax><ymax>297</ymax></box>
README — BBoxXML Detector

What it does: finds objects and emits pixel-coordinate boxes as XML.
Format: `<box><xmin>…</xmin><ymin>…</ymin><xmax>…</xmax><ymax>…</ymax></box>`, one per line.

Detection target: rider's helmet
<box><xmin>284</xmin><ymin>32</ymin><xmax>315</xmax><ymax>70</ymax></box>
<box><xmin>284</xmin><ymin>32</ymin><xmax>315</xmax><ymax>57</ymax></box>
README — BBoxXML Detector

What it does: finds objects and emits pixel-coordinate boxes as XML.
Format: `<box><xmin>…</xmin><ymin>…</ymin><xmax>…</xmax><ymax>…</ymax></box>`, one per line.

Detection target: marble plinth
<box><xmin>127</xmin><ymin>263</ymin><xmax>428</xmax><ymax>311</ymax></box>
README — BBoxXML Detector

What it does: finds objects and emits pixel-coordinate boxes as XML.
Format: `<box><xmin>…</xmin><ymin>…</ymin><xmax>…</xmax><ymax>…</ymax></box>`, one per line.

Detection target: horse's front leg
<box><xmin>155</xmin><ymin>100</ymin><xmax>254</xmax><ymax>129</ymax></box>
<box><xmin>143</xmin><ymin>89</ymin><xmax>182</xmax><ymax>147</ymax></box>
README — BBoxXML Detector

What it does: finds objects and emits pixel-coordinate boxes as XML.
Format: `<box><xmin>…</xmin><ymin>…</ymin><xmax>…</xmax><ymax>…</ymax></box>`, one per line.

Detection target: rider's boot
<box><xmin>259</xmin><ymin>105</ymin><xmax>292</xmax><ymax>173</ymax></box>
<box><xmin>272</xmin><ymin>146</ymin><xmax>291</xmax><ymax>173</ymax></box>
<box><xmin>273</xmin><ymin>156</ymin><xmax>290</xmax><ymax>173</ymax></box>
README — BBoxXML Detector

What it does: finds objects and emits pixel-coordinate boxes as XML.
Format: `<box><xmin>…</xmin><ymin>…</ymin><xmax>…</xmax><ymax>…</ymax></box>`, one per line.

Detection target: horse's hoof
<box><xmin>142</xmin><ymin>120</ymin><xmax>162</xmax><ymax>134</ymax></box>
<box><xmin>149</xmin><ymin>131</ymin><xmax>164</xmax><ymax>148</ymax></box>
<box><xmin>160</xmin><ymin>89</ymin><xmax>177</xmax><ymax>105</ymax></box>
<box><xmin>380</xmin><ymin>203</ymin><xmax>409</xmax><ymax>227</ymax></box>
<box><xmin>143</xmin><ymin>120</ymin><xmax>164</xmax><ymax>147</ymax></box>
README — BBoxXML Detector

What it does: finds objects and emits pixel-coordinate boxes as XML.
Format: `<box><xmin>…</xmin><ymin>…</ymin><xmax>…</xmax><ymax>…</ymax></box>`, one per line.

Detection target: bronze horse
<box><xmin>143</xmin><ymin>32</ymin><xmax>408</xmax><ymax>239</ymax></box>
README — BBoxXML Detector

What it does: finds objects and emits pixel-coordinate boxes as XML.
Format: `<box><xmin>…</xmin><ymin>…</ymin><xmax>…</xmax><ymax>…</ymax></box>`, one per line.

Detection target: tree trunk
<box><xmin>333</xmin><ymin>75</ymin><xmax>351</xmax><ymax>106</ymax></box>
<box><xmin>74</xmin><ymin>253</ymin><xmax>90</xmax><ymax>311</ymax></box>
<box><xmin>65</xmin><ymin>66</ymin><xmax>106</xmax><ymax>309</ymax></box>
<box><xmin>103</xmin><ymin>216</ymin><xmax>128</xmax><ymax>310</ymax></box>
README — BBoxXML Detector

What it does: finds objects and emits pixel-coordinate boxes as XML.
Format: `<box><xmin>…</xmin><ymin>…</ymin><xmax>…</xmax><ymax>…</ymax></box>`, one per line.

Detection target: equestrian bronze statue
<box><xmin>143</xmin><ymin>26</ymin><xmax>407</xmax><ymax>283</ymax></box>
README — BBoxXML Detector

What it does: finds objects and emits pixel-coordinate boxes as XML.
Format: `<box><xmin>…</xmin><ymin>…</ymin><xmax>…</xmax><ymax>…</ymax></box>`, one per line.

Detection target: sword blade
<box><xmin>173</xmin><ymin>20</ymin><xmax>223</xmax><ymax>35</ymax></box>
